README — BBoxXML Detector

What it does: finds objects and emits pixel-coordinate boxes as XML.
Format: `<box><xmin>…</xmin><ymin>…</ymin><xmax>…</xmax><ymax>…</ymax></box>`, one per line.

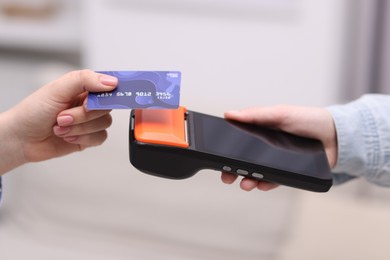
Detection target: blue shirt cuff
<box><xmin>327</xmin><ymin>94</ymin><xmax>390</xmax><ymax>186</ymax></box>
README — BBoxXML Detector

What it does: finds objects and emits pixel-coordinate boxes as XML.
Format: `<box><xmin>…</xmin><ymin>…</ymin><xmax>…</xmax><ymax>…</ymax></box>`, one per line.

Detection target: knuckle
<box><xmin>104</xmin><ymin>114</ymin><xmax>113</xmax><ymax>128</ymax></box>
<box><xmin>64</xmin><ymin>69</ymin><xmax>93</xmax><ymax>84</ymax></box>
<box><xmin>272</xmin><ymin>104</ymin><xmax>292</xmax><ymax>123</ymax></box>
<box><xmin>78</xmin><ymin>69</ymin><xmax>94</xmax><ymax>82</ymax></box>
<box><xmin>97</xmin><ymin>114</ymin><xmax>112</xmax><ymax>129</ymax></box>
<box><xmin>62</xmin><ymin>69</ymin><xmax>93</xmax><ymax>88</ymax></box>
<box><xmin>94</xmin><ymin>131</ymin><xmax>108</xmax><ymax>146</ymax></box>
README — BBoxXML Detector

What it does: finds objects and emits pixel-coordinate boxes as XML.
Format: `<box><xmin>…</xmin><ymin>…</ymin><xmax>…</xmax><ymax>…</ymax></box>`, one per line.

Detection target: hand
<box><xmin>0</xmin><ymin>70</ymin><xmax>118</xmax><ymax>175</ymax></box>
<box><xmin>221</xmin><ymin>105</ymin><xmax>337</xmax><ymax>191</ymax></box>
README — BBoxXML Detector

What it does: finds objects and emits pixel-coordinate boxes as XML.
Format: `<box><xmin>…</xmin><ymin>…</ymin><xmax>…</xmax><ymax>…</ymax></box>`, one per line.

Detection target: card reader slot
<box><xmin>133</xmin><ymin>107</ymin><xmax>189</xmax><ymax>148</ymax></box>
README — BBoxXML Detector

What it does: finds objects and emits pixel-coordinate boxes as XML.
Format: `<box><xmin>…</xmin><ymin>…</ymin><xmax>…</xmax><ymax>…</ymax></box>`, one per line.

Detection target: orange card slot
<box><xmin>134</xmin><ymin>107</ymin><xmax>189</xmax><ymax>148</ymax></box>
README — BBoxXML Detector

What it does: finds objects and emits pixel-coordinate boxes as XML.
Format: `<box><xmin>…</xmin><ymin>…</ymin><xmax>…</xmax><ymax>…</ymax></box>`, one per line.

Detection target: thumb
<box><xmin>43</xmin><ymin>69</ymin><xmax>118</xmax><ymax>102</ymax></box>
<box><xmin>225</xmin><ymin>106</ymin><xmax>335</xmax><ymax>141</ymax></box>
<box><xmin>224</xmin><ymin>107</ymin><xmax>287</xmax><ymax>127</ymax></box>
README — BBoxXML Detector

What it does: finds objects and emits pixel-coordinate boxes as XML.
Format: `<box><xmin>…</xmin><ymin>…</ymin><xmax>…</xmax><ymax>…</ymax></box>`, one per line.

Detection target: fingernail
<box><xmin>57</xmin><ymin>115</ymin><xmax>74</xmax><ymax>126</ymax></box>
<box><xmin>53</xmin><ymin>125</ymin><xmax>71</xmax><ymax>135</ymax></box>
<box><xmin>226</xmin><ymin>110</ymin><xmax>241</xmax><ymax>114</ymax></box>
<box><xmin>225</xmin><ymin>110</ymin><xmax>241</xmax><ymax>117</ymax></box>
<box><xmin>100</xmin><ymin>75</ymin><xmax>118</xmax><ymax>86</ymax></box>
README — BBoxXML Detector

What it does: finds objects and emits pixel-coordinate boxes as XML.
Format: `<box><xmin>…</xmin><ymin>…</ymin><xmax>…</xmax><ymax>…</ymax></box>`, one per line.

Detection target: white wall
<box><xmin>83</xmin><ymin>0</ymin><xmax>346</xmax><ymax>114</ymax></box>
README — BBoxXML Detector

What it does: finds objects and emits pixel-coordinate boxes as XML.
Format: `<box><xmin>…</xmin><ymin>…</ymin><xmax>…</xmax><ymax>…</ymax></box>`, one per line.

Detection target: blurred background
<box><xmin>1</xmin><ymin>0</ymin><xmax>390</xmax><ymax>259</ymax></box>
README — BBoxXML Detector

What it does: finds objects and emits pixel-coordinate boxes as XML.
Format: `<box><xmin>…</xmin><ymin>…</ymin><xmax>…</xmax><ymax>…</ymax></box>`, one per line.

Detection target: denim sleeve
<box><xmin>327</xmin><ymin>94</ymin><xmax>390</xmax><ymax>186</ymax></box>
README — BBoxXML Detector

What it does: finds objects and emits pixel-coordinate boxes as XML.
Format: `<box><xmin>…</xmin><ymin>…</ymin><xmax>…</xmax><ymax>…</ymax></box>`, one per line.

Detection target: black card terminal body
<box><xmin>129</xmin><ymin>107</ymin><xmax>333</xmax><ymax>192</ymax></box>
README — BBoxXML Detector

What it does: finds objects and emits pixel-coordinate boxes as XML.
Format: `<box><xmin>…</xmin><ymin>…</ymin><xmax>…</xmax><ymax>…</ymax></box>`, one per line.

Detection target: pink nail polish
<box><xmin>57</xmin><ymin>115</ymin><xmax>74</xmax><ymax>126</ymax></box>
<box><xmin>100</xmin><ymin>75</ymin><xmax>118</xmax><ymax>86</ymax></box>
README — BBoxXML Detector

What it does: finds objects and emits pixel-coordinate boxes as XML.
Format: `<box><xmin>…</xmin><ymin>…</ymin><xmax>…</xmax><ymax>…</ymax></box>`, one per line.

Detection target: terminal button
<box><xmin>236</xmin><ymin>169</ymin><xmax>249</xmax><ymax>175</ymax></box>
<box><xmin>222</xmin><ymin>166</ymin><xmax>232</xmax><ymax>172</ymax></box>
<box><xmin>252</xmin><ymin>173</ymin><xmax>264</xmax><ymax>179</ymax></box>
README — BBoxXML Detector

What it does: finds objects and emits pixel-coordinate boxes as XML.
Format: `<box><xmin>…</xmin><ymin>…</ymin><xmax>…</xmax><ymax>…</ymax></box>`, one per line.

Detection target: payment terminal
<box><xmin>129</xmin><ymin>107</ymin><xmax>332</xmax><ymax>192</ymax></box>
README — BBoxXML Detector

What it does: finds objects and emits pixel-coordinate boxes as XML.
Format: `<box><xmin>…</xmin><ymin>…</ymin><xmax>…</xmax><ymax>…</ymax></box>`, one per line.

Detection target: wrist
<box><xmin>0</xmin><ymin>110</ymin><xmax>26</xmax><ymax>175</ymax></box>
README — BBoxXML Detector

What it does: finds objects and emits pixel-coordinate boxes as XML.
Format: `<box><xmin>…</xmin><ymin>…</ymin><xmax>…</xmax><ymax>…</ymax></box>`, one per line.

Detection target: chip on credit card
<box><xmin>86</xmin><ymin>71</ymin><xmax>181</xmax><ymax>110</ymax></box>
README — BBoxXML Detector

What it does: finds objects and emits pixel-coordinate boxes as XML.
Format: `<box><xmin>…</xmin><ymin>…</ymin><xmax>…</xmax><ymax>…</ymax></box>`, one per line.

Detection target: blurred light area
<box><xmin>109</xmin><ymin>0</ymin><xmax>300</xmax><ymax>20</ymax></box>
<box><xmin>1</xmin><ymin>0</ymin><xmax>390</xmax><ymax>260</ymax></box>
<box><xmin>0</xmin><ymin>0</ymin><xmax>81</xmax><ymax>53</ymax></box>
<box><xmin>0</xmin><ymin>49</ymin><xmax>79</xmax><ymax>110</ymax></box>
<box><xmin>0</xmin><ymin>0</ymin><xmax>81</xmax><ymax>109</ymax></box>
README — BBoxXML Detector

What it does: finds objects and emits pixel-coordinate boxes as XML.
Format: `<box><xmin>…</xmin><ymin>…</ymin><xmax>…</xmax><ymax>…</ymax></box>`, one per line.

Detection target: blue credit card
<box><xmin>87</xmin><ymin>71</ymin><xmax>181</xmax><ymax>110</ymax></box>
